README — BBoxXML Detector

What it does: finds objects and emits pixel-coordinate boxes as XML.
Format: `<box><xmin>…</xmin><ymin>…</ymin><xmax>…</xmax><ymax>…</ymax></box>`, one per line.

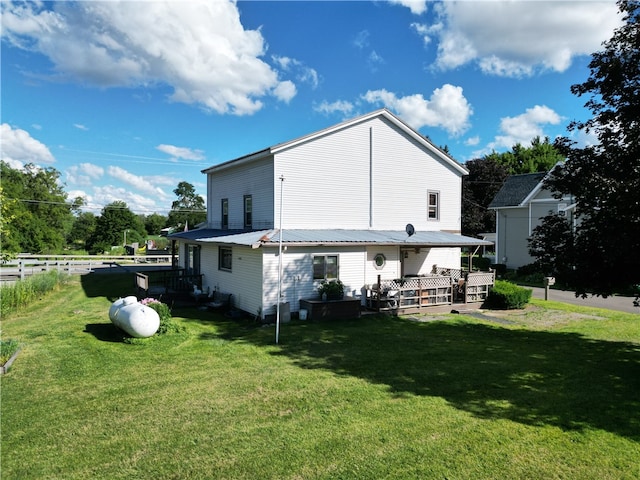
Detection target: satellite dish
<box><xmin>405</xmin><ymin>223</ymin><xmax>415</xmax><ymax>237</ymax></box>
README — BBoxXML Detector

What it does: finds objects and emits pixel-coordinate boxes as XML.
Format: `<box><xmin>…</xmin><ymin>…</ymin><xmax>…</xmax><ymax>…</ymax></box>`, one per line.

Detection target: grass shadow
<box><xmin>84</xmin><ymin>323</ymin><xmax>124</xmax><ymax>343</ymax></box>
<box><xmin>80</xmin><ymin>272</ymin><xmax>136</xmax><ymax>301</ymax></box>
<box><xmin>216</xmin><ymin>315</ymin><xmax>640</xmax><ymax>440</ymax></box>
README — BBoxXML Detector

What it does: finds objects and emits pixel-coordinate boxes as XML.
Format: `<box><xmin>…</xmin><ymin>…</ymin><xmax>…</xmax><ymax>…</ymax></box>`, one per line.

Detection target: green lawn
<box><xmin>2</xmin><ymin>273</ymin><xmax>639</xmax><ymax>479</ymax></box>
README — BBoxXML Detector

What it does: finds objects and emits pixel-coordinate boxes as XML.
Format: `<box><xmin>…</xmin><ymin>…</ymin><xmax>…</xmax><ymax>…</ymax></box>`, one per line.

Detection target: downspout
<box><xmin>369</xmin><ymin>127</ymin><xmax>373</xmax><ymax>228</ymax></box>
<box><xmin>494</xmin><ymin>210</ymin><xmax>499</xmax><ymax>265</ymax></box>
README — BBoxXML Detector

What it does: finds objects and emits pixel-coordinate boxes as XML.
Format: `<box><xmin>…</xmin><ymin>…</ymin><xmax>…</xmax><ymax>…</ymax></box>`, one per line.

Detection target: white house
<box><xmin>170</xmin><ymin>109</ymin><xmax>490</xmax><ymax>319</ymax></box>
<box><xmin>488</xmin><ymin>171</ymin><xmax>576</xmax><ymax>270</ymax></box>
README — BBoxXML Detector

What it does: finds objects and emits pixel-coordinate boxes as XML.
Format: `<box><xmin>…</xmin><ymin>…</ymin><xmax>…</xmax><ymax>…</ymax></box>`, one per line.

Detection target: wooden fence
<box><xmin>1</xmin><ymin>254</ymin><xmax>172</xmax><ymax>282</ymax></box>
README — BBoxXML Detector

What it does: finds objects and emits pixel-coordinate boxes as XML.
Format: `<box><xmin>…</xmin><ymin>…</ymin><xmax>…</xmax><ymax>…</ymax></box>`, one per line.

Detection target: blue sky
<box><xmin>1</xmin><ymin>0</ymin><xmax>622</xmax><ymax>215</ymax></box>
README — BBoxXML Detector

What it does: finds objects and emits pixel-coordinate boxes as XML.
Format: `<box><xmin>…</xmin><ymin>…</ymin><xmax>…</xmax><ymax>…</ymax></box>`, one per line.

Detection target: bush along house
<box><xmin>170</xmin><ymin>109</ymin><xmax>493</xmax><ymax>321</ymax></box>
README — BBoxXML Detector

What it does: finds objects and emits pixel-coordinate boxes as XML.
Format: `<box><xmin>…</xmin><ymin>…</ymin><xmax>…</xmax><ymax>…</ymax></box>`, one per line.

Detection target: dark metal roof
<box><xmin>170</xmin><ymin>228</ymin><xmax>492</xmax><ymax>248</ymax></box>
<box><xmin>488</xmin><ymin>172</ymin><xmax>546</xmax><ymax>209</ymax></box>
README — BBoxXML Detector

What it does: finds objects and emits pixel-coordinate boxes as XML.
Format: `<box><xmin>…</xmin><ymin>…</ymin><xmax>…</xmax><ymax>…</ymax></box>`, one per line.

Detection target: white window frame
<box><xmin>427</xmin><ymin>190</ymin><xmax>440</xmax><ymax>221</ymax></box>
<box><xmin>313</xmin><ymin>255</ymin><xmax>339</xmax><ymax>280</ymax></box>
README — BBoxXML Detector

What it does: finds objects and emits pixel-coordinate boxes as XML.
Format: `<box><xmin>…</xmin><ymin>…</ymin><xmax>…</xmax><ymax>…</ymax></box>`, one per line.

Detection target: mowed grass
<box><xmin>1</xmin><ymin>273</ymin><xmax>639</xmax><ymax>479</ymax></box>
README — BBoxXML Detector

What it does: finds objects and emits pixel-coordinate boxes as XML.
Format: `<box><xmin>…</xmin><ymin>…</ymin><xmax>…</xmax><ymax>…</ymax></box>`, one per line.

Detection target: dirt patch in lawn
<box><xmin>410</xmin><ymin>304</ymin><xmax>606</xmax><ymax>328</ymax></box>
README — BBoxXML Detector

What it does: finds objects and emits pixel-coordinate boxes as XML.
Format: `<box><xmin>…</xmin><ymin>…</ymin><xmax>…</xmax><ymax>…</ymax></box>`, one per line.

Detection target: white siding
<box><xmin>263</xmin><ymin>246</ymin><xmax>384</xmax><ymax>314</ymax></box>
<box><xmin>274</xmin><ymin>116</ymin><xmax>463</xmax><ymax>231</ymax></box>
<box><xmin>207</xmin><ymin>156</ymin><xmax>275</xmax><ymax>230</ymax></box>
<box><xmin>401</xmin><ymin>247</ymin><xmax>461</xmax><ymax>276</ymax></box>
<box><xmin>198</xmin><ymin>243</ymin><xmax>264</xmax><ymax>316</ymax></box>
<box><xmin>497</xmin><ymin>208</ymin><xmax>531</xmax><ymax>269</ymax></box>
<box><xmin>370</xmin><ymin>117</ymin><xmax>462</xmax><ymax>232</ymax></box>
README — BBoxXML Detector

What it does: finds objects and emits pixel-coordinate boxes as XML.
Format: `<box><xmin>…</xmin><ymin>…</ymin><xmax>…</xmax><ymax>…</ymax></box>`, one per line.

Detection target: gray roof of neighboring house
<box><xmin>169</xmin><ymin>228</ymin><xmax>492</xmax><ymax>248</ymax></box>
<box><xmin>488</xmin><ymin>172</ymin><xmax>546</xmax><ymax>209</ymax></box>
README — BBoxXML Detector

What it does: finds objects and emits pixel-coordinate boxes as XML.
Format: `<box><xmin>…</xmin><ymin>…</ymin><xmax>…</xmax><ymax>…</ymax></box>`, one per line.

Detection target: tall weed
<box><xmin>0</xmin><ymin>271</ymin><xmax>70</xmax><ymax>316</ymax></box>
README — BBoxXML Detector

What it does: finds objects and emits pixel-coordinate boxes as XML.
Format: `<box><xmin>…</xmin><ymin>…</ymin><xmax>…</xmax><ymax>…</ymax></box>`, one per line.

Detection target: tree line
<box><xmin>0</xmin><ymin>161</ymin><xmax>205</xmax><ymax>257</ymax></box>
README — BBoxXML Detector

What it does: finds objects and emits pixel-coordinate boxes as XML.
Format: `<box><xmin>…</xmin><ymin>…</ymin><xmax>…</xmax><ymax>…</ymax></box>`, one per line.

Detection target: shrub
<box><xmin>490</xmin><ymin>263</ymin><xmax>507</xmax><ymax>277</ymax></box>
<box><xmin>318</xmin><ymin>279</ymin><xmax>344</xmax><ymax>300</ymax></box>
<box><xmin>140</xmin><ymin>298</ymin><xmax>184</xmax><ymax>335</ymax></box>
<box><xmin>484</xmin><ymin>280</ymin><xmax>532</xmax><ymax>310</ymax></box>
<box><xmin>472</xmin><ymin>256</ymin><xmax>492</xmax><ymax>271</ymax></box>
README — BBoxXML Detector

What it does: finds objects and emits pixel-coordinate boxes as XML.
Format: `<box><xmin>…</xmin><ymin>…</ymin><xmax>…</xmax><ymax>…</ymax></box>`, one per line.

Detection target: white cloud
<box><xmin>156</xmin><ymin>144</ymin><xmax>205</xmax><ymax>161</ymax></box>
<box><xmin>66</xmin><ymin>163</ymin><xmax>104</xmax><ymax>186</ymax></box>
<box><xmin>368</xmin><ymin>50</ymin><xmax>385</xmax><ymax>72</ymax></box>
<box><xmin>465</xmin><ymin>136</ymin><xmax>480</xmax><ymax>147</ymax></box>
<box><xmin>272</xmin><ymin>55</ymin><xmax>319</xmax><ymax>89</ymax></box>
<box><xmin>1</xmin><ymin>0</ymin><xmax>295</xmax><ymax>115</ymax></box>
<box><xmin>273</xmin><ymin>81</ymin><xmax>297</xmax><ymax>103</ymax></box>
<box><xmin>388</xmin><ymin>0</ymin><xmax>428</xmax><ymax>16</ymax></box>
<box><xmin>74</xmin><ymin>124</ymin><xmax>88</xmax><ymax>131</ymax></box>
<box><xmin>475</xmin><ymin>105</ymin><xmax>562</xmax><ymax>156</ymax></box>
<box><xmin>314</xmin><ymin>100</ymin><xmax>355</xmax><ymax>116</ymax></box>
<box><xmin>92</xmin><ymin>185</ymin><xmax>163</xmax><ymax>214</ymax></box>
<box><xmin>362</xmin><ymin>84</ymin><xmax>473</xmax><ymax>136</ymax></box>
<box><xmin>353</xmin><ymin>30</ymin><xmax>370</xmax><ymax>49</ymax></box>
<box><xmin>107</xmin><ymin>165</ymin><xmax>169</xmax><ymax>199</ymax></box>
<box><xmin>0</xmin><ymin>123</ymin><xmax>55</xmax><ymax>168</ymax></box>
<box><xmin>428</xmin><ymin>1</ymin><xmax>622</xmax><ymax>77</ymax></box>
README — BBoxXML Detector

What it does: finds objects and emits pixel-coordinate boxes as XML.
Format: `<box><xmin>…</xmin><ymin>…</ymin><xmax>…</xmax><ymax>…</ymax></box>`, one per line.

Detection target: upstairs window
<box><xmin>244</xmin><ymin>195</ymin><xmax>252</xmax><ymax>229</ymax></box>
<box><xmin>313</xmin><ymin>255</ymin><xmax>338</xmax><ymax>280</ymax></box>
<box><xmin>221</xmin><ymin>198</ymin><xmax>229</xmax><ymax>229</ymax></box>
<box><xmin>427</xmin><ymin>191</ymin><xmax>440</xmax><ymax>220</ymax></box>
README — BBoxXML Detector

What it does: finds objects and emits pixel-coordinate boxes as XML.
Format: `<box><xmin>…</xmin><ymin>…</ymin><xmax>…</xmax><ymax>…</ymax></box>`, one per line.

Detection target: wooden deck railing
<box><xmin>365</xmin><ymin>270</ymin><xmax>495</xmax><ymax>313</ymax></box>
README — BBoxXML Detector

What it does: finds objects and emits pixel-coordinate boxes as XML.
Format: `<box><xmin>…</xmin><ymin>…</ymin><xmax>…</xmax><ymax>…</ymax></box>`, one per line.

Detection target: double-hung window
<box><xmin>221</xmin><ymin>198</ymin><xmax>229</xmax><ymax>229</ymax></box>
<box><xmin>427</xmin><ymin>190</ymin><xmax>440</xmax><ymax>220</ymax></box>
<box><xmin>219</xmin><ymin>247</ymin><xmax>232</xmax><ymax>271</ymax></box>
<box><xmin>244</xmin><ymin>195</ymin><xmax>252</xmax><ymax>229</ymax></box>
<box><xmin>313</xmin><ymin>255</ymin><xmax>338</xmax><ymax>280</ymax></box>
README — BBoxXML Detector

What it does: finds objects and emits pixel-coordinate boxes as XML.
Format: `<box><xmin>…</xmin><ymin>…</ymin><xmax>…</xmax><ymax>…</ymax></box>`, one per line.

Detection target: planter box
<box><xmin>0</xmin><ymin>348</ymin><xmax>21</xmax><ymax>375</ymax></box>
<box><xmin>299</xmin><ymin>297</ymin><xmax>361</xmax><ymax>321</ymax></box>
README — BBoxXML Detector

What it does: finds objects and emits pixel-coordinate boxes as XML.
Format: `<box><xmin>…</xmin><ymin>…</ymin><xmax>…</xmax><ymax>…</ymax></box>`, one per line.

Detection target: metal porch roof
<box><xmin>170</xmin><ymin>228</ymin><xmax>492</xmax><ymax>248</ymax></box>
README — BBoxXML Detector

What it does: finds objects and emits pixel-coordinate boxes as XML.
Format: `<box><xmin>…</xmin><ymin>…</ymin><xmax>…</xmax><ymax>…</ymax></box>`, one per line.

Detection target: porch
<box><xmin>364</xmin><ymin>267</ymin><xmax>495</xmax><ymax>314</ymax></box>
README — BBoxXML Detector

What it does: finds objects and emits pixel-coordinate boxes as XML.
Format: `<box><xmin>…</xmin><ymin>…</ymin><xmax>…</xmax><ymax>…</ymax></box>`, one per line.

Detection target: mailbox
<box><xmin>544</xmin><ymin>277</ymin><xmax>556</xmax><ymax>286</ymax></box>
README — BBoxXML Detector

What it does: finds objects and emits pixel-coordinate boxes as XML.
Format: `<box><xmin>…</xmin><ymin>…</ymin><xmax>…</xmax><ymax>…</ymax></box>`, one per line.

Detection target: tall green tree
<box><xmin>167</xmin><ymin>181</ymin><xmax>206</xmax><ymax>230</ymax></box>
<box><xmin>86</xmin><ymin>201</ymin><xmax>140</xmax><ymax>254</ymax></box>
<box><xmin>143</xmin><ymin>213</ymin><xmax>167</xmax><ymax>236</ymax></box>
<box><xmin>67</xmin><ymin>212</ymin><xmax>97</xmax><ymax>250</ymax></box>
<box><xmin>462</xmin><ymin>156</ymin><xmax>508</xmax><ymax>237</ymax></box>
<box><xmin>0</xmin><ymin>186</ymin><xmax>17</xmax><ymax>262</ymax></box>
<box><xmin>0</xmin><ymin>161</ymin><xmax>80</xmax><ymax>253</ymax></box>
<box><xmin>532</xmin><ymin>0</ymin><xmax>640</xmax><ymax>299</ymax></box>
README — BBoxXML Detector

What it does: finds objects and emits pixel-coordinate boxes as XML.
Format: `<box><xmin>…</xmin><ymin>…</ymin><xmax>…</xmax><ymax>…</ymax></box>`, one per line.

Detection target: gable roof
<box><xmin>488</xmin><ymin>172</ymin><xmax>546</xmax><ymax>209</ymax></box>
<box><xmin>202</xmin><ymin>109</ymin><xmax>468</xmax><ymax>176</ymax></box>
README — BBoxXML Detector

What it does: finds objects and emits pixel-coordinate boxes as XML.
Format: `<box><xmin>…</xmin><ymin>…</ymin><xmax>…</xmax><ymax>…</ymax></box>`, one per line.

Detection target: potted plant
<box><xmin>318</xmin><ymin>279</ymin><xmax>345</xmax><ymax>301</ymax></box>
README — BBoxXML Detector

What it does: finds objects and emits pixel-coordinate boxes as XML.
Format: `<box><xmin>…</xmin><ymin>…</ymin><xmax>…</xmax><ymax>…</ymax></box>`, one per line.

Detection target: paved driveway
<box><xmin>530</xmin><ymin>287</ymin><xmax>639</xmax><ymax>314</ymax></box>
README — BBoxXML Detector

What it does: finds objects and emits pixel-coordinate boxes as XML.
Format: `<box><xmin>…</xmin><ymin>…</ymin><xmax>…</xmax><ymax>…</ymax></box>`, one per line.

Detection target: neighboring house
<box><xmin>170</xmin><ymin>109</ymin><xmax>490</xmax><ymax>319</ymax></box>
<box><xmin>488</xmin><ymin>171</ymin><xmax>575</xmax><ymax>270</ymax></box>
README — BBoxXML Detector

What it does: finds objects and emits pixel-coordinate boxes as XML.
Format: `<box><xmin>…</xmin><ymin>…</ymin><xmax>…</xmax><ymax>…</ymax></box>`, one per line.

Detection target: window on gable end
<box><xmin>427</xmin><ymin>190</ymin><xmax>440</xmax><ymax>221</ymax></box>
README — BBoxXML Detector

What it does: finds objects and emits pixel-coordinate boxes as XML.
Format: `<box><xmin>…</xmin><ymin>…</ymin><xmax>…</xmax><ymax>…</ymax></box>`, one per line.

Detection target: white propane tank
<box><xmin>109</xmin><ymin>297</ymin><xmax>160</xmax><ymax>338</ymax></box>
<box><xmin>109</xmin><ymin>296</ymin><xmax>138</xmax><ymax>322</ymax></box>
